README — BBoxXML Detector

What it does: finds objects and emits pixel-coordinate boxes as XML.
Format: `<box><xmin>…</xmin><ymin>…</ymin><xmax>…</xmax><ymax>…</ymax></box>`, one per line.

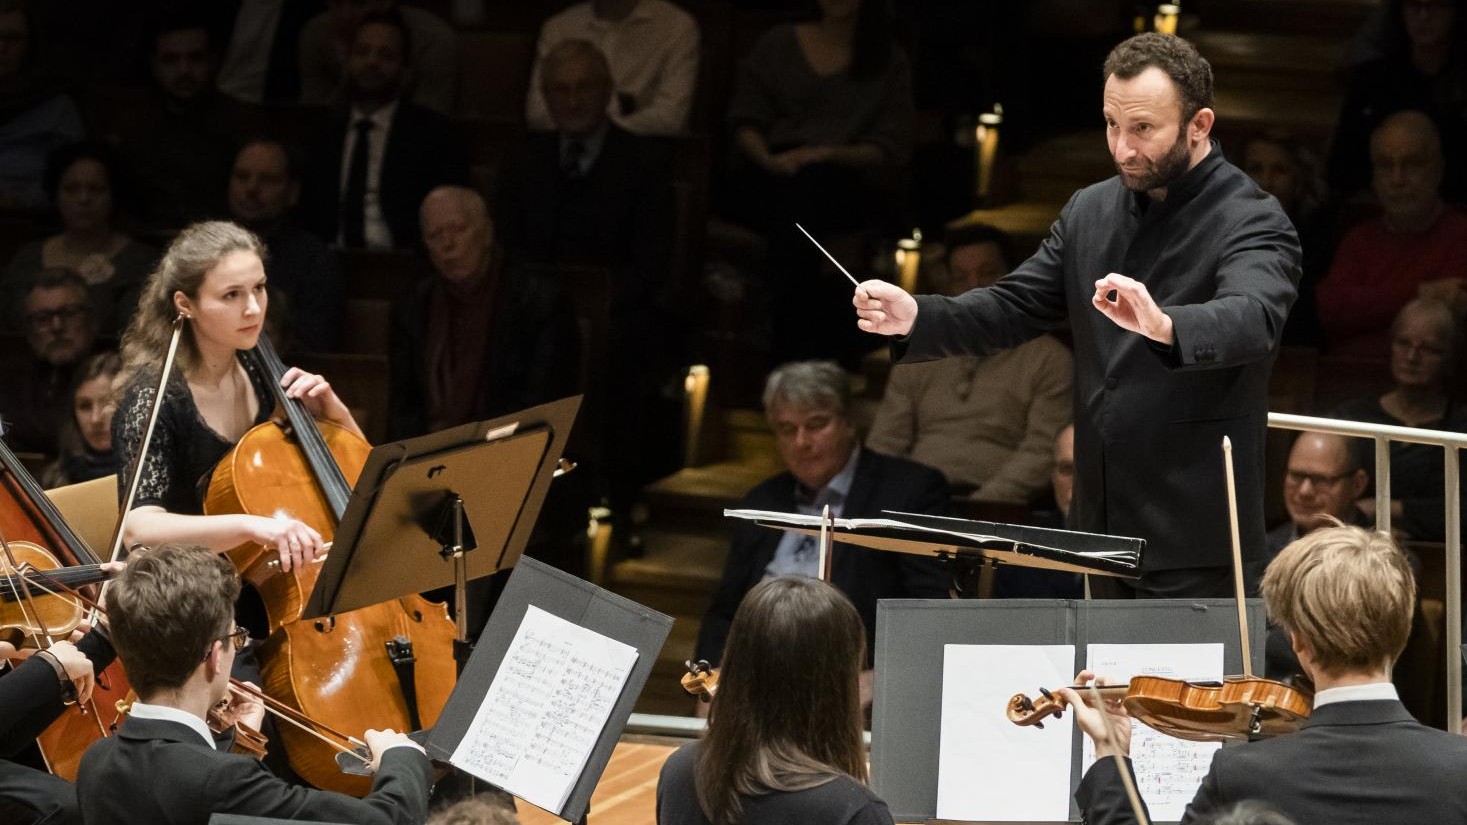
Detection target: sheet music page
<box><xmin>936</xmin><ymin>644</ymin><xmax>1075</xmax><ymax>821</ymax></box>
<box><xmin>1082</xmin><ymin>643</ymin><xmax>1223</xmax><ymax>822</ymax></box>
<box><xmin>449</xmin><ymin>604</ymin><xmax>639</xmax><ymax>814</ymax></box>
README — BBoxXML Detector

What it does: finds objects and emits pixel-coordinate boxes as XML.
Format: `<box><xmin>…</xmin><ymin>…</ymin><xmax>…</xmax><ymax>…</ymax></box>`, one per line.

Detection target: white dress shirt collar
<box><xmin>1312</xmin><ymin>681</ymin><xmax>1399</xmax><ymax>709</ymax></box>
<box><xmin>127</xmin><ymin>701</ymin><xmax>217</xmax><ymax>749</ymax></box>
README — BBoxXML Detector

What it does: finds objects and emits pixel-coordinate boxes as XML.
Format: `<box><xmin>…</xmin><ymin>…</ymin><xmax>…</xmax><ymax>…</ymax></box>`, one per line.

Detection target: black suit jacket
<box><xmin>1077</xmin><ymin>699</ymin><xmax>1467</xmax><ymax>824</ymax></box>
<box><xmin>77</xmin><ymin>716</ymin><xmax>430</xmax><ymax>825</ymax></box>
<box><xmin>0</xmin><ymin>629</ymin><xmax>115</xmax><ymax>757</ymax></box>
<box><xmin>695</xmin><ymin>450</ymin><xmax>951</xmax><ymax>666</ymax></box>
<box><xmin>304</xmin><ymin>102</ymin><xmax>469</xmax><ymax>250</ymax></box>
<box><xmin>901</xmin><ymin>144</ymin><xmax>1300</xmax><ymax>575</ymax></box>
<box><xmin>493</xmin><ymin>125</ymin><xmax>672</xmax><ymax>316</ymax></box>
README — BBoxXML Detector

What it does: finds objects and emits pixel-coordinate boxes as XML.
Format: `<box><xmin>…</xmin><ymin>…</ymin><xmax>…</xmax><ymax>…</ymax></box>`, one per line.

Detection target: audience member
<box><xmin>495</xmin><ymin>38</ymin><xmax>673</xmax><ymax>315</ymax></box>
<box><xmin>525</xmin><ymin>0</ymin><xmax>700</xmax><ymax>136</ymax></box>
<box><xmin>40</xmin><ymin>350</ymin><xmax>120</xmax><ymax>487</ymax></box>
<box><xmin>1069</xmin><ymin>525</ymin><xmax>1467</xmax><ymax>823</ymax></box>
<box><xmin>867</xmin><ymin>223</ymin><xmax>1072</xmax><ymax>505</ymax></box>
<box><xmin>389</xmin><ymin>186</ymin><xmax>579</xmax><ymax>440</ymax></box>
<box><xmin>1332</xmin><ymin>298</ymin><xmax>1467</xmax><ymax>541</ymax></box>
<box><xmin>660</xmin><ymin>577</ymin><xmax>894</xmax><ymax>825</ymax></box>
<box><xmin>426</xmin><ymin>795</ymin><xmax>520</xmax><ymax>825</ymax></box>
<box><xmin>724</xmin><ymin>0</ymin><xmax>914</xmax><ymax>363</ymax></box>
<box><xmin>0</xmin><ymin>0</ymin><xmax>83</xmax><ymax>213</ymax></box>
<box><xmin>104</xmin><ymin>17</ymin><xmax>258</xmax><ymax>231</ymax></box>
<box><xmin>215</xmin><ymin>0</ymin><xmax>323</xmax><ymax>103</ymax></box>
<box><xmin>0</xmin><ymin>269</ymin><xmax>100</xmax><ymax>457</ymax></box>
<box><xmin>303</xmin><ymin>10</ymin><xmax>467</xmax><ymax>250</ymax></box>
<box><xmin>1317</xmin><ymin>110</ymin><xmax>1467</xmax><ymax>355</ymax></box>
<box><xmin>1327</xmin><ymin>0</ymin><xmax>1467</xmax><ymax>202</ymax></box>
<box><xmin>1269</xmin><ymin>432</ymin><xmax>1372</xmax><ymax>554</ymax></box>
<box><xmin>298</xmin><ymin>0</ymin><xmax>459</xmax><ymax>114</ymax></box>
<box><xmin>0</xmin><ymin>142</ymin><xmax>155</xmax><ymax>335</ymax></box>
<box><xmin>228</xmin><ymin>137</ymin><xmax>344</xmax><ymax>351</ymax></box>
<box><xmin>75</xmin><ymin>544</ymin><xmax>431</xmax><ymax>824</ymax></box>
<box><xmin>696</xmin><ymin>361</ymin><xmax>951</xmax><ymax>675</ymax></box>
<box><xmin>1240</xmin><ymin>132</ymin><xmax>1332</xmax><ymax>347</ymax></box>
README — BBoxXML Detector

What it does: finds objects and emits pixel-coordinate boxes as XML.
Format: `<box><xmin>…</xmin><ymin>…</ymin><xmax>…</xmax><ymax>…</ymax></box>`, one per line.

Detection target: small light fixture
<box><xmin>1154</xmin><ymin>3</ymin><xmax>1180</xmax><ymax>34</ymax></box>
<box><xmin>682</xmin><ymin>365</ymin><xmax>711</xmax><ymax>468</ymax></box>
<box><xmin>894</xmin><ymin>229</ymin><xmax>923</xmax><ymax>294</ymax></box>
<box><xmin>975</xmin><ymin>104</ymin><xmax>1003</xmax><ymax>205</ymax></box>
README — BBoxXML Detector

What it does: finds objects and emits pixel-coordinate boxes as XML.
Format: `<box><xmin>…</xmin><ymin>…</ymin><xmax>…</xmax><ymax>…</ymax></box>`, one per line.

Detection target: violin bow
<box><xmin>1087</xmin><ymin>681</ymin><xmax>1149</xmax><ymax>825</ymax></box>
<box><xmin>1222</xmin><ymin>437</ymin><xmax>1253</xmax><ymax>678</ymax></box>
<box><xmin>109</xmin><ymin>313</ymin><xmax>188</xmax><ymax>565</ymax></box>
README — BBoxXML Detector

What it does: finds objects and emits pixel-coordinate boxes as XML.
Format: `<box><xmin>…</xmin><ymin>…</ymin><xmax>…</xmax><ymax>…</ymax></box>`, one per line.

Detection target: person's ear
<box><xmin>173</xmin><ymin>290</ymin><xmax>192</xmax><ymax>320</ymax></box>
<box><xmin>1190</xmin><ymin>108</ymin><xmax>1215</xmax><ymax>144</ymax></box>
<box><xmin>1348</xmin><ymin>468</ymin><xmax>1369</xmax><ymax>501</ymax></box>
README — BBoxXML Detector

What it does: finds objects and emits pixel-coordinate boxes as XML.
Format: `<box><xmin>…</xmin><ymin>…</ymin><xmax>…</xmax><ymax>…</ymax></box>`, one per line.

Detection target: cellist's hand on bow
<box><xmin>42</xmin><ymin>641</ymin><xmax>96</xmax><ymax>705</ymax></box>
<box><xmin>364</xmin><ymin>728</ymin><xmax>420</xmax><ymax>774</ymax></box>
<box><xmin>1056</xmin><ymin>670</ymin><xmax>1132</xmax><ymax>758</ymax></box>
<box><xmin>248</xmin><ymin>514</ymin><xmax>324</xmax><ymax>573</ymax></box>
<box><xmin>279</xmin><ymin>367</ymin><xmax>363</xmax><ymax>438</ymax></box>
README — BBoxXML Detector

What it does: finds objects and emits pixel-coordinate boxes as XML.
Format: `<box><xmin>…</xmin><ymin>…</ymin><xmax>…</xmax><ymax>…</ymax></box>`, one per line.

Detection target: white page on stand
<box><xmin>1082</xmin><ymin>643</ymin><xmax>1223</xmax><ymax>822</ymax></box>
<box><xmin>449</xmin><ymin>605</ymin><xmax>639</xmax><ymax>814</ymax></box>
<box><xmin>936</xmin><ymin>644</ymin><xmax>1075</xmax><ymax>821</ymax></box>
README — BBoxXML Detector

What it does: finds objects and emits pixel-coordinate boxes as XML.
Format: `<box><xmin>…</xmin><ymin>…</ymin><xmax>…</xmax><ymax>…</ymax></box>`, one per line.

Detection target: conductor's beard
<box><xmin>1116</xmin><ymin>131</ymin><xmax>1193</xmax><ymax>193</ymax></box>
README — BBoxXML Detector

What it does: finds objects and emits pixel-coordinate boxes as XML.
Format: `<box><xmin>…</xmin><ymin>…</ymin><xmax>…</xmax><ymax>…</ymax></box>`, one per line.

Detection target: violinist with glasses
<box><xmin>75</xmin><ymin>543</ymin><xmax>429</xmax><ymax>824</ymax></box>
<box><xmin>1064</xmin><ymin>525</ymin><xmax>1467</xmax><ymax>823</ymax></box>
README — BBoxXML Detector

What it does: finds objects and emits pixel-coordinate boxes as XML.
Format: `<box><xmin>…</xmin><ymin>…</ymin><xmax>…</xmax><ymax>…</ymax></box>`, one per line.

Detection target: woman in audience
<box><xmin>656</xmin><ymin>576</ymin><xmax>892</xmax><ymax>825</ymax></box>
<box><xmin>1240</xmin><ymin>131</ymin><xmax>1332</xmax><ymax>346</ymax></box>
<box><xmin>0</xmin><ymin>0</ymin><xmax>83</xmax><ymax>213</ymax></box>
<box><xmin>724</xmin><ymin>0</ymin><xmax>914</xmax><ymax>365</ymax></box>
<box><xmin>1332</xmin><ymin>297</ymin><xmax>1467</xmax><ymax>540</ymax></box>
<box><xmin>2</xmin><ymin>142</ymin><xmax>156</xmax><ymax>334</ymax></box>
<box><xmin>41</xmin><ymin>349</ymin><xmax>120</xmax><ymax>487</ymax></box>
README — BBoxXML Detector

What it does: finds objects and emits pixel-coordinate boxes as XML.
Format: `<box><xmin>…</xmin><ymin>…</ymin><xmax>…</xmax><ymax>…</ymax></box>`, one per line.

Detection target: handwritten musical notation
<box><xmin>1084</xmin><ymin>643</ymin><xmax>1224</xmax><ymax>823</ymax></box>
<box><xmin>450</xmin><ymin>605</ymin><xmax>639</xmax><ymax>814</ymax></box>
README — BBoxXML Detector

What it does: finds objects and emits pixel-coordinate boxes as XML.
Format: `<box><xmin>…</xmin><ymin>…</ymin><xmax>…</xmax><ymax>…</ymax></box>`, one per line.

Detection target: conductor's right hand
<box><xmin>364</xmin><ymin>728</ymin><xmax>419</xmax><ymax>773</ymax></box>
<box><xmin>248</xmin><ymin>514</ymin><xmax>324</xmax><ymax>573</ymax></box>
<box><xmin>853</xmin><ymin>279</ymin><xmax>918</xmax><ymax>337</ymax></box>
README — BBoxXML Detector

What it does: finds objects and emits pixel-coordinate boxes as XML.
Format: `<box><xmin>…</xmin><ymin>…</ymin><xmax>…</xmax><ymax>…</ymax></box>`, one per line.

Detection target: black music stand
<box><xmin>302</xmin><ymin>396</ymin><xmax>581</xmax><ymax>672</ymax></box>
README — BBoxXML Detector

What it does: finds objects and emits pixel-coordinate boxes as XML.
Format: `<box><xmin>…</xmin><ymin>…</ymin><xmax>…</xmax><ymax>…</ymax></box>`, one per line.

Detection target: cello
<box><xmin>204</xmin><ymin>336</ymin><xmax>456</xmax><ymax>795</ymax></box>
<box><xmin>0</xmin><ymin>436</ymin><xmax>132</xmax><ymax>780</ymax></box>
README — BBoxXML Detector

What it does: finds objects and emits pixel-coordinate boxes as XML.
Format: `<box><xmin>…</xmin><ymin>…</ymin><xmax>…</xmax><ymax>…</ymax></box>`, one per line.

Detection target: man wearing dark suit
<box><xmin>696</xmin><ymin>361</ymin><xmax>952</xmax><ymax>691</ymax></box>
<box><xmin>1065</xmin><ymin>525</ymin><xmax>1467</xmax><ymax>824</ymax></box>
<box><xmin>0</xmin><ymin>629</ymin><xmax>114</xmax><ymax>825</ymax></box>
<box><xmin>302</xmin><ymin>10</ymin><xmax>467</xmax><ymax>251</ymax></box>
<box><xmin>76</xmin><ymin>545</ymin><xmax>430</xmax><ymax>825</ymax></box>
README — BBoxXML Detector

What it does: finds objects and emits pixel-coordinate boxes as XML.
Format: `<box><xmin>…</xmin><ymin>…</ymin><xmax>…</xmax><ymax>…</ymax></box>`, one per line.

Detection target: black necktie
<box><xmin>562</xmin><ymin>139</ymin><xmax>586</xmax><ymax>179</ymax></box>
<box><xmin>341</xmin><ymin>118</ymin><xmax>373</xmax><ymax>247</ymax></box>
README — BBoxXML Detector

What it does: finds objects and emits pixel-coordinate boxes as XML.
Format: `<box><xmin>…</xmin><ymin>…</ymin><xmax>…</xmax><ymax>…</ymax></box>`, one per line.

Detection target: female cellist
<box><xmin>111</xmin><ymin>220</ymin><xmax>354</xmax><ymax>572</ymax></box>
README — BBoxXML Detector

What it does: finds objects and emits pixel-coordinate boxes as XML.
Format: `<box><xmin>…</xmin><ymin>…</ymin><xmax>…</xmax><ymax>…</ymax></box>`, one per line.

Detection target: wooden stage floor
<box><xmin>515</xmin><ymin>736</ymin><xmax>683</xmax><ymax>824</ymax></box>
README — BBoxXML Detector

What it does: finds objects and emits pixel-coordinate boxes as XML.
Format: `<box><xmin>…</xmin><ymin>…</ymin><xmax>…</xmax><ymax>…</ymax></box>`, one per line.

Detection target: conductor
<box><xmin>854</xmin><ymin>33</ymin><xmax>1301</xmax><ymax>598</ymax></box>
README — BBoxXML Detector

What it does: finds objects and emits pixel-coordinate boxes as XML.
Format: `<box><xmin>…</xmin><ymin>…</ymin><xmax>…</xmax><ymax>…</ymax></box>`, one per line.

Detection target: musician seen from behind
<box><xmin>1061</xmin><ymin>525</ymin><xmax>1467</xmax><ymax>823</ymax></box>
<box><xmin>694</xmin><ymin>360</ymin><xmax>951</xmax><ymax>708</ymax></box>
<box><xmin>76</xmin><ymin>544</ymin><xmax>430</xmax><ymax>824</ymax></box>
<box><xmin>853</xmin><ymin>33</ymin><xmax>1300</xmax><ymax>599</ymax></box>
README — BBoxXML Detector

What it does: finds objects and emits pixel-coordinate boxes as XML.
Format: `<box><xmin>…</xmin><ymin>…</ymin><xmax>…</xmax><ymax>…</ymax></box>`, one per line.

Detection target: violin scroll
<box><xmin>681</xmin><ymin>659</ymin><xmax>719</xmax><ymax>703</ymax></box>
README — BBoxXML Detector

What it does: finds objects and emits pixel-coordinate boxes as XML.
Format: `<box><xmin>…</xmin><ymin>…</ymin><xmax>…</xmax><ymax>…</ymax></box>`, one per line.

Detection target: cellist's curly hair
<box><xmin>115</xmin><ymin>221</ymin><xmax>264</xmax><ymax>393</ymax></box>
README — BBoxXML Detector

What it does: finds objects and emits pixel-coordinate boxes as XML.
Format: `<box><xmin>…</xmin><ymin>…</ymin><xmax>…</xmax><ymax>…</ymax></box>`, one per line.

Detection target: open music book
<box><xmin>724</xmin><ymin>509</ymin><xmax>1143</xmax><ymax>578</ymax></box>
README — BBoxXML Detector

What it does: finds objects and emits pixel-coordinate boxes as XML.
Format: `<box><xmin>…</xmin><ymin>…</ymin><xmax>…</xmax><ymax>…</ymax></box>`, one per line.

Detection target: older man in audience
<box><xmin>525</xmin><ymin>0</ymin><xmax>700</xmax><ymax>136</ymax></box>
<box><xmin>0</xmin><ymin>269</ymin><xmax>99</xmax><ymax>457</ymax></box>
<box><xmin>1318</xmin><ymin>110</ymin><xmax>1467</xmax><ymax>355</ymax></box>
<box><xmin>867</xmin><ymin>223</ymin><xmax>1072</xmax><ymax>505</ymax></box>
<box><xmin>303</xmin><ymin>10</ymin><xmax>467</xmax><ymax>250</ymax></box>
<box><xmin>696</xmin><ymin>361</ymin><xmax>951</xmax><ymax>678</ymax></box>
<box><xmin>1268</xmin><ymin>432</ymin><xmax>1371</xmax><ymax>554</ymax></box>
<box><xmin>227</xmin><ymin>138</ymin><xmax>343</xmax><ymax>352</ymax></box>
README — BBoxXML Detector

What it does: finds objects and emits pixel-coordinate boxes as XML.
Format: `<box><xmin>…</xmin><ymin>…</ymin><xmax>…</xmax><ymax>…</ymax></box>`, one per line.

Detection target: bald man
<box><xmin>1318</xmin><ymin>110</ymin><xmax>1467</xmax><ymax>355</ymax></box>
<box><xmin>1268</xmin><ymin>431</ymin><xmax>1370</xmax><ymax>554</ymax></box>
<box><xmin>388</xmin><ymin>185</ymin><xmax>580</xmax><ymax>440</ymax></box>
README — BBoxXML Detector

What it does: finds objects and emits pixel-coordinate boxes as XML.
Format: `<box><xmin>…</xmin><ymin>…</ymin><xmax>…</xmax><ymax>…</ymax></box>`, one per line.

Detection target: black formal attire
<box><xmin>76</xmin><ymin>716</ymin><xmax>430</xmax><ymax>825</ymax></box>
<box><xmin>303</xmin><ymin>102</ymin><xmax>468</xmax><ymax>250</ymax></box>
<box><xmin>899</xmin><ymin>143</ymin><xmax>1300</xmax><ymax>596</ymax></box>
<box><xmin>656</xmin><ymin>740</ymin><xmax>894</xmax><ymax>825</ymax></box>
<box><xmin>695</xmin><ymin>449</ymin><xmax>951</xmax><ymax>666</ymax></box>
<box><xmin>256</xmin><ymin>223</ymin><xmax>344</xmax><ymax>352</ymax></box>
<box><xmin>1076</xmin><ymin>699</ymin><xmax>1467</xmax><ymax>824</ymax></box>
<box><xmin>0</xmin><ymin>630</ymin><xmax>115</xmax><ymax>825</ymax></box>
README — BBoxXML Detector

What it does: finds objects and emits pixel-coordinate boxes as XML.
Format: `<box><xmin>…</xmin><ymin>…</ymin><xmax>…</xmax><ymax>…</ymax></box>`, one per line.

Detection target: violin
<box><xmin>1007</xmin><ymin>675</ymin><xmax>1313</xmax><ymax>742</ymax></box>
<box><xmin>681</xmin><ymin>659</ymin><xmax>718</xmax><ymax>702</ymax></box>
<box><xmin>0</xmin><ymin>546</ymin><xmax>113</xmax><ymax>649</ymax></box>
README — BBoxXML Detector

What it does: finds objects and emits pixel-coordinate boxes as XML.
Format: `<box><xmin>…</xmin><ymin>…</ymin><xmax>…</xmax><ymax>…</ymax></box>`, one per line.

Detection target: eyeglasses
<box><xmin>1284</xmin><ymin>469</ymin><xmax>1354</xmax><ymax>488</ymax></box>
<box><xmin>1392</xmin><ymin>337</ymin><xmax>1446</xmax><ymax>357</ymax></box>
<box><xmin>25</xmin><ymin>305</ymin><xmax>88</xmax><ymax>327</ymax></box>
<box><xmin>203</xmin><ymin>625</ymin><xmax>250</xmax><ymax>660</ymax></box>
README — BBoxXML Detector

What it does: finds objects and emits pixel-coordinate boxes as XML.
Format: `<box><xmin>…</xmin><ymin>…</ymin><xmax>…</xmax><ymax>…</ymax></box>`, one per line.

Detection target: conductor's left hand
<box><xmin>853</xmin><ymin>279</ymin><xmax>918</xmax><ymax>337</ymax></box>
<box><xmin>1092</xmin><ymin>273</ymin><xmax>1174</xmax><ymax>345</ymax></box>
<box><xmin>279</xmin><ymin>367</ymin><xmax>362</xmax><ymax>436</ymax></box>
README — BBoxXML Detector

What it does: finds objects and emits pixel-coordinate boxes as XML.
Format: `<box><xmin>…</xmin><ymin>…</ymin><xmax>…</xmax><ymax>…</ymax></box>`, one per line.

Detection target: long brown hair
<box><xmin>695</xmin><ymin>577</ymin><xmax>868</xmax><ymax>825</ymax></box>
<box><xmin>115</xmin><ymin>221</ymin><xmax>264</xmax><ymax>392</ymax></box>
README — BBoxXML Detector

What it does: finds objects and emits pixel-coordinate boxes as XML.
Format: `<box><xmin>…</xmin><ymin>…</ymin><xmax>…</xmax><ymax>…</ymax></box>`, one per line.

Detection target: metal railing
<box><xmin>1269</xmin><ymin>412</ymin><xmax>1466</xmax><ymax>733</ymax></box>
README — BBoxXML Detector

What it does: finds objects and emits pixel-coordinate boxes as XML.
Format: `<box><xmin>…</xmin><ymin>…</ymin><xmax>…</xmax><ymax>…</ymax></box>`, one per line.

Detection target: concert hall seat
<box><xmin>44</xmin><ymin>474</ymin><xmax>118</xmax><ymax>556</ymax></box>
